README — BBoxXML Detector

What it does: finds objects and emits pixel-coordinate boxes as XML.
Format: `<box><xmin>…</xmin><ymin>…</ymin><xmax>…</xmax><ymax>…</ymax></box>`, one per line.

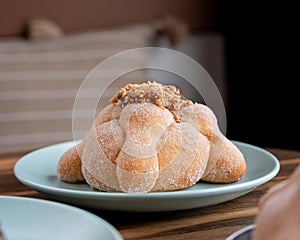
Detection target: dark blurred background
<box><xmin>220</xmin><ymin>2</ymin><xmax>300</xmax><ymax>150</ymax></box>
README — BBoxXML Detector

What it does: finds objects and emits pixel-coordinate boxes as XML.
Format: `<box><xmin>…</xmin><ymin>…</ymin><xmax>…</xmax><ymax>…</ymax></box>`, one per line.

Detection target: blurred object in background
<box><xmin>25</xmin><ymin>16</ymin><xmax>65</xmax><ymax>40</ymax></box>
<box><xmin>0</xmin><ymin>0</ymin><xmax>218</xmax><ymax>37</ymax></box>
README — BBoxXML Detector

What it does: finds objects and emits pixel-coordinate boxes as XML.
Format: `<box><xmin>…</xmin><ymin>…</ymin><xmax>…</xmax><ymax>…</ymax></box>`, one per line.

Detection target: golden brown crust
<box><xmin>116</xmin><ymin>151</ymin><xmax>159</xmax><ymax>192</ymax></box>
<box><xmin>80</xmin><ymin>121</ymin><xmax>123</xmax><ymax>191</ymax></box>
<box><xmin>95</xmin><ymin>120</ymin><xmax>125</xmax><ymax>163</ymax></box>
<box><xmin>174</xmin><ymin>103</ymin><xmax>217</xmax><ymax>140</ymax></box>
<box><xmin>152</xmin><ymin>122</ymin><xmax>210</xmax><ymax>191</ymax></box>
<box><xmin>119</xmin><ymin>103</ymin><xmax>174</xmax><ymax>153</ymax></box>
<box><xmin>201</xmin><ymin>133</ymin><xmax>247</xmax><ymax>183</ymax></box>
<box><xmin>93</xmin><ymin>103</ymin><xmax>122</xmax><ymax>129</ymax></box>
<box><xmin>82</xmin><ymin>166</ymin><xmax>119</xmax><ymax>192</ymax></box>
<box><xmin>56</xmin><ymin>145</ymin><xmax>84</xmax><ymax>183</ymax></box>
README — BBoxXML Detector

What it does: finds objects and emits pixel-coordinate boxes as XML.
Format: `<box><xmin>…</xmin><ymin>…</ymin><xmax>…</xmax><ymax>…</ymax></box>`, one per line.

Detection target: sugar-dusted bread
<box><xmin>174</xmin><ymin>103</ymin><xmax>246</xmax><ymax>183</ymax></box>
<box><xmin>57</xmin><ymin>81</ymin><xmax>246</xmax><ymax>193</ymax></box>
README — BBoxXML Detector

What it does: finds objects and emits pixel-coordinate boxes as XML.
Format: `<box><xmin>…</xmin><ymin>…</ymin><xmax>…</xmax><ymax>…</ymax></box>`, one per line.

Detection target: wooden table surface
<box><xmin>1</xmin><ymin>147</ymin><xmax>300</xmax><ymax>240</ymax></box>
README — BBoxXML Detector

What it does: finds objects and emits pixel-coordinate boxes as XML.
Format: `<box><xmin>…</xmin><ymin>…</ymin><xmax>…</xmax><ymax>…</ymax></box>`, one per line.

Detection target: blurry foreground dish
<box><xmin>253</xmin><ymin>164</ymin><xmax>300</xmax><ymax>239</ymax></box>
<box><xmin>0</xmin><ymin>196</ymin><xmax>123</xmax><ymax>240</ymax></box>
<box><xmin>226</xmin><ymin>224</ymin><xmax>255</xmax><ymax>240</ymax></box>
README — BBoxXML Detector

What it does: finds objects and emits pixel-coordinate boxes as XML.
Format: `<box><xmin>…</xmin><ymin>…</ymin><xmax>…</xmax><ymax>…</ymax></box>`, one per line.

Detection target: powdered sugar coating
<box><xmin>201</xmin><ymin>134</ymin><xmax>246</xmax><ymax>183</ymax></box>
<box><xmin>119</xmin><ymin>103</ymin><xmax>174</xmax><ymax>159</ymax></box>
<box><xmin>174</xmin><ymin>103</ymin><xmax>217</xmax><ymax>140</ymax></box>
<box><xmin>152</xmin><ymin>122</ymin><xmax>210</xmax><ymax>191</ymax></box>
<box><xmin>57</xmin><ymin>82</ymin><xmax>247</xmax><ymax>192</ymax></box>
<box><xmin>80</xmin><ymin>122</ymin><xmax>122</xmax><ymax>191</ymax></box>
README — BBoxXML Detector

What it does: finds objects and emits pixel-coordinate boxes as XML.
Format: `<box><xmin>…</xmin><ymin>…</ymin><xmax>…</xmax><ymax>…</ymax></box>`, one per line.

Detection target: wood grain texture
<box><xmin>0</xmin><ymin>148</ymin><xmax>300</xmax><ymax>240</ymax></box>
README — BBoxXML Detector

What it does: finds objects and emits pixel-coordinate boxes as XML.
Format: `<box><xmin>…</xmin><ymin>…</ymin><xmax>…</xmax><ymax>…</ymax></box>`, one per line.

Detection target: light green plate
<box><xmin>0</xmin><ymin>196</ymin><xmax>123</xmax><ymax>240</ymax></box>
<box><xmin>14</xmin><ymin>140</ymin><xmax>280</xmax><ymax>212</ymax></box>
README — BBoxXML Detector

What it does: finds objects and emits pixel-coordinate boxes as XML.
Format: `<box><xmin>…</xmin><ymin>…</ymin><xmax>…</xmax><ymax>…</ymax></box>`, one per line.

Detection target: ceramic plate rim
<box><xmin>0</xmin><ymin>195</ymin><xmax>123</xmax><ymax>239</ymax></box>
<box><xmin>14</xmin><ymin>140</ymin><xmax>280</xmax><ymax>200</ymax></box>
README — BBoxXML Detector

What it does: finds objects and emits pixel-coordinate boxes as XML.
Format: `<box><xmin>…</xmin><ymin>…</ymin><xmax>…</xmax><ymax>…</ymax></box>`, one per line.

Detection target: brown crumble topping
<box><xmin>110</xmin><ymin>81</ymin><xmax>194</xmax><ymax>122</ymax></box>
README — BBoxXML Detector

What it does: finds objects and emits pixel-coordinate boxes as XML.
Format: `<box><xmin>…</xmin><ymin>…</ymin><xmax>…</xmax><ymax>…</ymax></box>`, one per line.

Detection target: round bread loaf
<box><xmin>57</xmin><ymin>81</ymin><xmax>246</xmax><ymax>192</ymax></box>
